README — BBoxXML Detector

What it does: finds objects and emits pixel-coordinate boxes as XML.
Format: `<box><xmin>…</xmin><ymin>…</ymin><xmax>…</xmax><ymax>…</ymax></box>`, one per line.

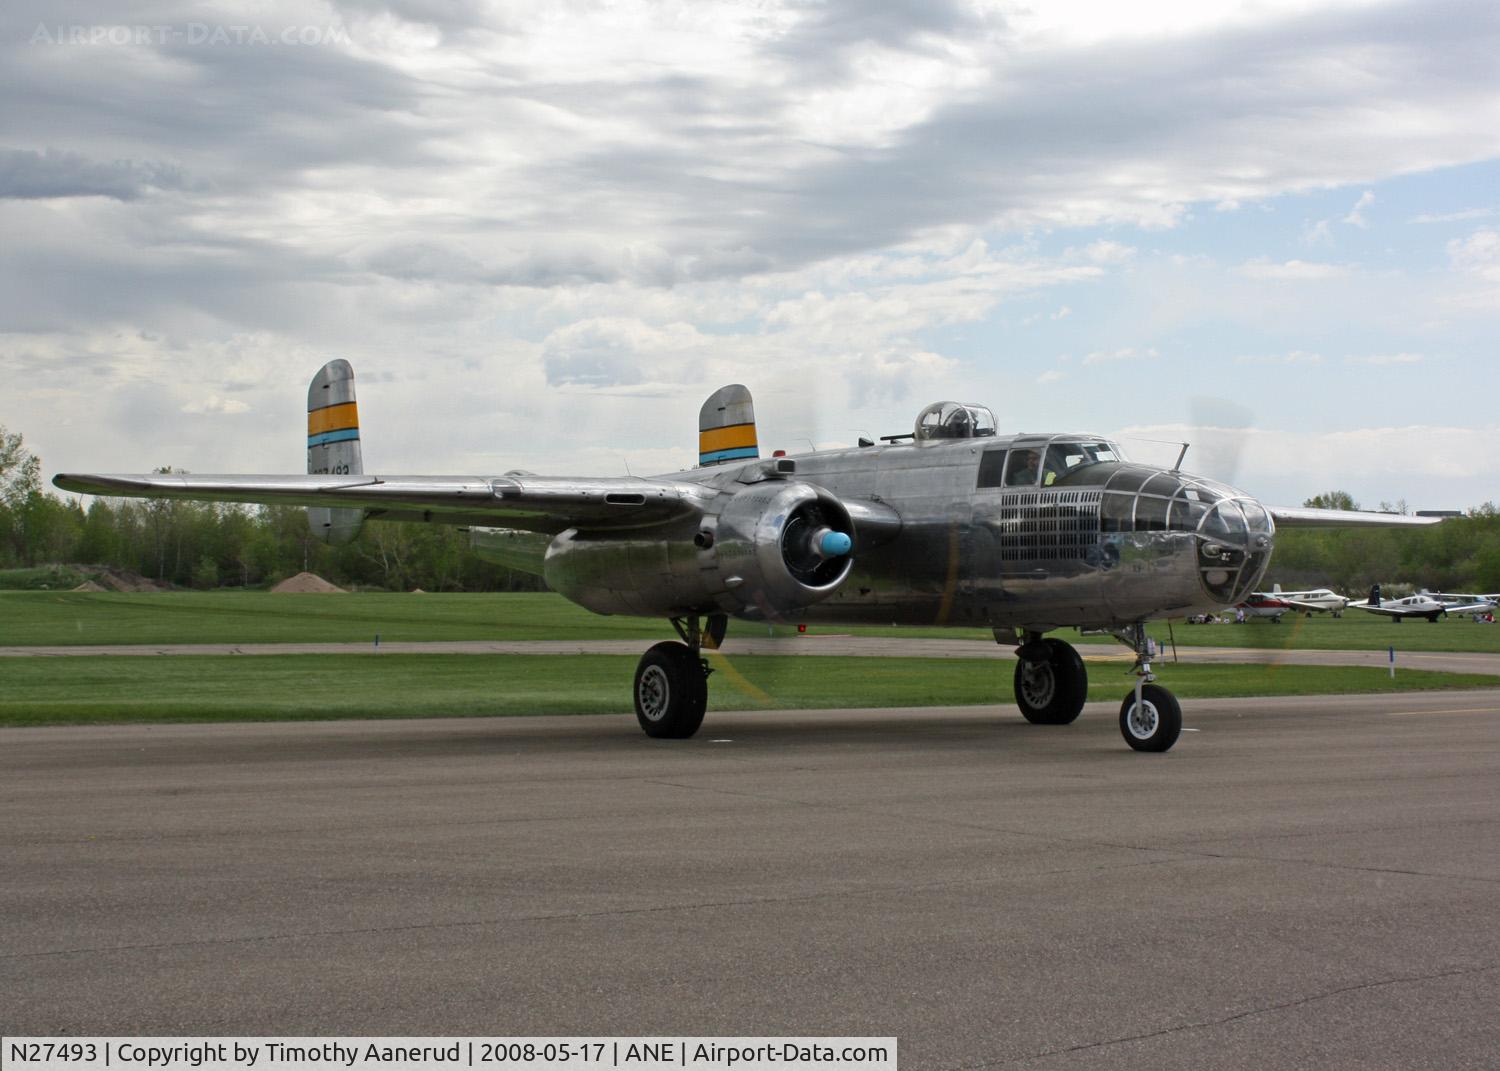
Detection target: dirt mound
<box><xmin>72</xmin><ymin>580</ymin><xmax>109</xmax><ymax>593</ymax></box>
<box><xmin>271</xmin><ymin>572</ymin><xmax>347</xmax><ymax>594</ymax></box>
<box><xmin>95</xmin><ymin>567</ymin><xmax>172</xmax><ymax>593</ymax></box>
<box><xmin>410</xmin><ymin>587</ymin><xmax>427</xmax><ymax>594</ymax></box>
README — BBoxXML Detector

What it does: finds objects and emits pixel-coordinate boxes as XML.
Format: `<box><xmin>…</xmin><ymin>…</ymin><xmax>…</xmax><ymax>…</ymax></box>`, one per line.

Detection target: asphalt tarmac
<box><xmin>5</xmin><ymin>693</ymin><xmax>1499</xmax><ymax>1069</ymax></box>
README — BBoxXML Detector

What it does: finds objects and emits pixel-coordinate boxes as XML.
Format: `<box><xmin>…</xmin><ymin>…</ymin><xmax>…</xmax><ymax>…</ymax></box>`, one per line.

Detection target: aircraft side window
<box><xmin>977</xmin><ymin>448</ymin><xmax>1007</xmax><ymax>489</ymax></box>
<box><xmin>1136</xmin><ymin>496</ymin><xmax>1169</xmax><ymax>532</ymax></box>
<box><xmin>1004</xmin><ymin>448</ymin><xmax>1041</xmax><ymax>487</ymax></box>
<box><xmin>1101</xmin><ymin>491</ymin><xmax>1134</xmax><ymax>532</ymax></box>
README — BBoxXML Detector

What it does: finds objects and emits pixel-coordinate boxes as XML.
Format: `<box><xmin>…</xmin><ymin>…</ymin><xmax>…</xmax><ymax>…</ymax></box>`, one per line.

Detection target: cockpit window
<box><xmin>914</xmin><ymin>401</ymin><xmax>998</xmax><ymax>442</ymax></box>
<box><xmin>1040</xmin><ymin>441</ymin><xmax>1123</xmax><ymax>486</ymax></box>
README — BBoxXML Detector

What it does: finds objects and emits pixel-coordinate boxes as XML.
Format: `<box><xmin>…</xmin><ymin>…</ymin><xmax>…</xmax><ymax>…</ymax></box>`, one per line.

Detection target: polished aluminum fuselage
<box><xmin>473</xmin><ymin>437</ymin><xmax>1274</xmax><ymax>632</ymax></box>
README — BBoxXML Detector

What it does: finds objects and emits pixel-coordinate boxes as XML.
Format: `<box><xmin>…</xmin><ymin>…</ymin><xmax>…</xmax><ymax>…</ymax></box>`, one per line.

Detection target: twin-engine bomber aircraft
<box><xmin>56</xmin><ymin>360</ymin><xmax>1439</xmax><ymax>752</ymax></box>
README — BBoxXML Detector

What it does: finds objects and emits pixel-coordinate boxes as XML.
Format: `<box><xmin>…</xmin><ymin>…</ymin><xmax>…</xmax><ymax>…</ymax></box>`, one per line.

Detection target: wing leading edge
<box><xmin>1266</xmin><ymin>506</ymin><xmax>1443</xmax><ymax>529</ymax></box>
<box><xmin>53</xmin><ymin>472</ymin><xmax>711</xmax><ymax>534</ymax></box>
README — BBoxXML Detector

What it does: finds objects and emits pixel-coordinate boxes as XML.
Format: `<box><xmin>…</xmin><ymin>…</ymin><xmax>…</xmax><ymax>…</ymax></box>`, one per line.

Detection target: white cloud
<box><xmin>1239</xmin><ymin>258</ymin><xmax>1350</xmax><ymax>280</ymax></box>
<box><xmin>1081</xmin><ymin>241</ymin><xmax>1136</xmax><ymax>264</ymax></box>
<box><xmin>1303</xmin><ymin>219</ymin><xmax>1334</xmax><ymax>246</ymax></box>
<box><xmin>1343</xmin><ymin>189</ymin><xmax>1376</xmax><ymax>228</ymax></box>
<box><xmin>1037</xmin><ymin>369</ymin><xmax>1066</xmax><ymax>384</ymax></box>
<box><xmin>1233</xmin><ymin>351</ymin><xmax>1323</xmax><ymax>364</ymax></box>
<box><xmin>180</xmin><ymin>395</ymin><xmax>251</xmax><ymax>415</ymax></box>
<box><xmin>1119</xmin><ymin>423</ymin><xmax>1500</xmax><ymax>508</ymax></box>
<box><xmin>1343</xmin><ymin>353</ymin><xmax>1424</xmax><ymax>365</ymax></box>
<box><xmin>1448</xmin><ymin>228</ymin><xmax>1500</xmax><ymax>282</ymax></box>
<box><xmin>1410</xmin><ymin>207</ymin><xmax>1495</xmax><ymax>224</ymax></box>
<box><xmin>9</xmin><ymin>0</ymin><xmax>1500</xmax><ymax>512</ymax></box>
<box><xmin>1082</xmin><ymin>347</ymin><xmax>1159</xmax><ymax>365</ymax></box>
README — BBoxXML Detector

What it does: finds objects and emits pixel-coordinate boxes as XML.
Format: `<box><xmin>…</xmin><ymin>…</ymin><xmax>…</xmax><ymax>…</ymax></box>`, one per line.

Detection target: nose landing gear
<box><xmin>1112</xmin><ymin>622</ymin><xmax>1181</xmax><ymax>752</ymax></box>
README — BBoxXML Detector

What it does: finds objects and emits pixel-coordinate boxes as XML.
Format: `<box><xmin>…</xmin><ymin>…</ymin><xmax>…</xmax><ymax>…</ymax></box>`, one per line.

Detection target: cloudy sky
<box><xmin>4</xmin><ymin>0</ymin><xmax>1499</xmax><ymax>510</ymax></box>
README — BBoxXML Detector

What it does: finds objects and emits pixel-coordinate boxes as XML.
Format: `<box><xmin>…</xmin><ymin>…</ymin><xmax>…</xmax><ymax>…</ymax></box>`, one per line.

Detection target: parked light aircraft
<box><xmin>1426</xmin><ymin>591</ymin><xmax>1500</xmax><ymax>614</ymax></box>
<box><xmin>1265</xmin><ymin>584</ymin><xmax>1352</xmax><ymax>616</ymax></box>
<box><xmin>1235</xmin><ymin>594</ymin><xmax>1297</xmax><ymax>622</ymax></box>
<box><xmin>55</xmin><ymin>361</ymin><xmax>1442</xmax><ymax>753</ymax></box>
<box><xmin>1348</xmin><ymin>585</ymin><xmax>1494</xmax><ymax>622</ymax></box>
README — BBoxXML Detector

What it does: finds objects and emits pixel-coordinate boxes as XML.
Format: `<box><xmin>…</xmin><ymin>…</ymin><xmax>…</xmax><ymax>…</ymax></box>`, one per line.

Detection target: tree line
<box><xmin>0</xmin><ymin>426</ymin><xmax>543</xmax><ymax>591</ymax></box>
<box><xmin>4</xmin><ymin>426</ymin><xmax>1498</xmax><ymax>594</ymax></box>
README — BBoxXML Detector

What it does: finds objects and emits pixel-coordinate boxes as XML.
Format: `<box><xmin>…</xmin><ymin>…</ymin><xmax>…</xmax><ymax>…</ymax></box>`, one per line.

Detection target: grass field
<box><xmin>0</xmin><ymin>565</ymin><xmax>89</xmax><ymax>591</ymax></box>
<box><xmin>2</xmin><ymin>654</ymin><xmax>1494</xmax><ymax>727</ymax></box>
<box><xmin>5</xmin><ymin>590</ymin><xmax>1500</xmax><ymax>654</ymax></box>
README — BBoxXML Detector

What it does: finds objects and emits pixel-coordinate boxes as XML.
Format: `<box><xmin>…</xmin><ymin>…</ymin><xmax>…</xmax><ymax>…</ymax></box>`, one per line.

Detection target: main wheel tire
<box><xmin>1119</xmin><ymin>683</ymin><xmax>1182</xmax><ymax>752</ymax></box>
<box><xmin>634</xmin><ymin>641</ymin><xmax>707</xmax><ymax>739</ymax></box>
<box><xmin>1013</xmin><ymin>638</ymin><xmax>1088</xmax><ymax>725</ymax></box>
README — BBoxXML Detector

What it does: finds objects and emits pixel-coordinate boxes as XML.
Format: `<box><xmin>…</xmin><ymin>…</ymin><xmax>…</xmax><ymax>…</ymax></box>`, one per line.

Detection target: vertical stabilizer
<box><xmin>306</xmin><ymin>359</ymin><xmax>365</xmax><ymax>544</ymax></box>
<box><xmin>698</xmin><ymin>384</ymin><xmax>758</xmax><ymax>466</ymax></box>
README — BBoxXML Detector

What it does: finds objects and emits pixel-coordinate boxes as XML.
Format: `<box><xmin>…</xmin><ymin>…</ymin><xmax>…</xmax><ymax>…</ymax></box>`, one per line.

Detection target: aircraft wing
<box><xmin>1280</xmin><ymin>597</ymin><xmax>1334</xmax><ymax>613</ymax></box>
<box><xmin>1266</xmin><ymin>507</ymin><xmax>1443</xmax><ymax>528</ymax></box>
<box><xmin>53</xmin><ymin>472</ymin><xmax>711</xmax><ymax>534</ymax></box>
<box><xmin>1352</xmin><ymin>602</ymin><xmax>1446</xmax><ymax>618</ymax></box>
<box><xmin>1350</xmin><ymin>603</ymin><xmax>1411</xmax><ymax>617</ymax></box>
<box><xmin>1440</xmin><ymin>600</ymin><xmax>1495</xmax><ymax>615</ymax></box>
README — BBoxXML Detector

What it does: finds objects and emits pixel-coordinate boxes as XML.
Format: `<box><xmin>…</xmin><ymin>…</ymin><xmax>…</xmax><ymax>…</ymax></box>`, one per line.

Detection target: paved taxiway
<box><xmin>5</xmin><ymin>693</ymin><xmax>1499</xmax><ymax>1069</ymax></box>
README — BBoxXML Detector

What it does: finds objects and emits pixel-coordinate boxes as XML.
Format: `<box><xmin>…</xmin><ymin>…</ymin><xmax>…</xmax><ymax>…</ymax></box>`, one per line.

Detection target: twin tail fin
<box><xmin>698</xmin><ymin>384</ymin><xmax>759</xmax><ymax>466</ymax></box>
<box><xmin>306</xmin><ymin>359</ymin><xmax>365</xmax><ymax>544</ymax></box>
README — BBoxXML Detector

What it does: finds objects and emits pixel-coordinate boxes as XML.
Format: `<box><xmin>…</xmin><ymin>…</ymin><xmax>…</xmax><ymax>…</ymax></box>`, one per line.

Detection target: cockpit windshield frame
<box><xmin>1020</xmin><ymin>436</ymin><xmax>1127</xmax><ymax>486</ymax></box>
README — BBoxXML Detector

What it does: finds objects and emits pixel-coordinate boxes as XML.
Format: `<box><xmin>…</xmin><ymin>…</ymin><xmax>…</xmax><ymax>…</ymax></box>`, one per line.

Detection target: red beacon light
<box><xmin>772</xmin><ymin>449</ymin><xmax>787</xmax><ymax>458</ymax></box>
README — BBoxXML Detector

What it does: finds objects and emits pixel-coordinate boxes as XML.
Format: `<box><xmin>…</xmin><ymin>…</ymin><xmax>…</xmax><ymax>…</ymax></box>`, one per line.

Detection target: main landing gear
<box><xmin>1013</xmin><ymin>636</ymin><xmax>1088</xmax><ymax>726</ymax></box>
<box><xmin>632</xmin><ymin>615</ymin><xmax>725</xmax><ymax>739</ymax></box>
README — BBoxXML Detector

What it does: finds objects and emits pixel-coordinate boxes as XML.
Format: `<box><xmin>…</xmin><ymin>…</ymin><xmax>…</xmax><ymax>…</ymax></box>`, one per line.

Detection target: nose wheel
<box><xmin>1119</xmin><ymin>682</ymin><xmax>1181</xmax><ymax>752</ymax></box>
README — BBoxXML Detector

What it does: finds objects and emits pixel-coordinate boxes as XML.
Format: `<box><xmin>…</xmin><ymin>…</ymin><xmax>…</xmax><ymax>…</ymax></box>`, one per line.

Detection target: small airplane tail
<box><xmin>306</xmin><ymin>359</ymin><xmax>366</xmax><ymax>544</ymax></box>
<box><xmin>1272</xmin><ymin>583</ymin><xmax>1282</xmax><ymax>594</ymax></box>
<box><xmin>1368</xmin><ymin>583</ymin><xmax>1381</xmax><ymax>607</ymax></box>
<box><xmin>698</xmin><ymin>384</ymin><xmax>759</xmax><ymax>466</ymax></box>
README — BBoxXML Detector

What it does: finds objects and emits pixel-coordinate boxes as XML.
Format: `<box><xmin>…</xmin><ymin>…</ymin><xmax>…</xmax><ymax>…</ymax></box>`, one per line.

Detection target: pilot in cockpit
<box><xmin>1006</xmin><ymin>449</ymin><xmax>1041</xmax><ymax>486</ymax></box>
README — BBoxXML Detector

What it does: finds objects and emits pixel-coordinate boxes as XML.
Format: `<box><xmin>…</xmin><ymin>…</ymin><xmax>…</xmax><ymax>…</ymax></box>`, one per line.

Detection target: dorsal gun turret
<box><xmin>914</xmin><ymin>401</ymin><xmax>997</xmax><ymax>443</ymax></box>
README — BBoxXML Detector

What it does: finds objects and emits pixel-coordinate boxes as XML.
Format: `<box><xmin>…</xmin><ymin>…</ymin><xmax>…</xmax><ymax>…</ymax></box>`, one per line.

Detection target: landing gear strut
<box><xmin>631</xmin><ymin>615</ymin><xmax>725</xmax><ymax>739</ymax></box>
<box><xmin>1111</xmin><ymin>623</ymin><xmax>1181</xmax><ymax>752</ymax></box>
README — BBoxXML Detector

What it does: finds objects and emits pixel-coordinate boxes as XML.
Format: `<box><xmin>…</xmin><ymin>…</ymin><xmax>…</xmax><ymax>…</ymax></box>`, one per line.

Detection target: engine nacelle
<box><xmin>708</xmin><ymin>480</ymin><xmax>856</xmax><ymax>618</ymax></box>
<box><xmin>543</xmin><ymin>481</ymin><xmax>856</xmax><ymax>619</ymax></box>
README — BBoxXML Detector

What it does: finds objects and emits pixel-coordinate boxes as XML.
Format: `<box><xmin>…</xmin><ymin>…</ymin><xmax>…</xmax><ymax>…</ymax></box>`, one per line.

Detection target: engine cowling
<box><xmin>707</xmin><ymin>480</ymin><xmax>856</xmax><ymax>618</ymax></box>
<box><xmin>543</xmin><ymin>480</ymin><xmax>856</xmax><ymax>619</ymax></box>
